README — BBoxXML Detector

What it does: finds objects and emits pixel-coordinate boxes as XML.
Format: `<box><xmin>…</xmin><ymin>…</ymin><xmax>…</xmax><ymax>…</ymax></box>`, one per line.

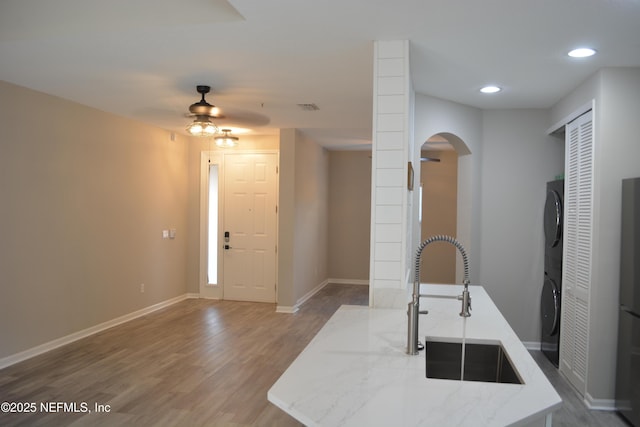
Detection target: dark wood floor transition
<box><xmin>0</xmin><ymin>283</ymin><xmax>628</xmax><ymax>426</ymax></box>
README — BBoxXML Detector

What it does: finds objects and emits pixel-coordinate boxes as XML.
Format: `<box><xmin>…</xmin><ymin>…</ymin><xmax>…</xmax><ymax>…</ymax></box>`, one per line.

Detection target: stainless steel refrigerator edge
<box><xmin>615</xmin><ymin>177</ymin><xmax>640</xmax><ymax>426</ymax></box>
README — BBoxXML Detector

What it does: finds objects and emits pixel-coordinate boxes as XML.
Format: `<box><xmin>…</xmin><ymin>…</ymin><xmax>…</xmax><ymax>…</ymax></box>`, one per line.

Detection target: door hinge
<box><xmin>276</xmin><ymin>166</ymin><xmax>279</xmax><ymax>174</ymax></box>
<box><xmin>275</xmin><ymin>244</ymin><xmax>278</xmax><ymax>254</ymax></box>
<box><xmin>275</xmin><ymin>205</ymin><xmax>278</xmax><ymax>213</ymax></box>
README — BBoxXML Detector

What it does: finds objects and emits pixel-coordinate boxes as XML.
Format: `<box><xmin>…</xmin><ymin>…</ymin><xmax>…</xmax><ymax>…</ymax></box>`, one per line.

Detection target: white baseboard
<box><xmin>328</xmin><ymin>278</ymin><xmax>369</xmax><ymax>286</ymax></box>
<box><xmin>275</xmin><ymin>305</ymin><xmax>298</xmax><ymax>314</ymax></box>
<box><xmin>585</xmin><ymin>393</ymin><xmax>616</xmax><ymax>411</ymax></box>
<box><xmin>276</xmin><ymin>279</ymin><xmax>331</xmax><ymax>314</ymax></box>
<box><xmin>0</xmin><ymin>293</ymin><xmax>193</xmax><ymax>370</ymax></box>
<box><xmin>296</xmin><ymin>279</ymin><xmax>329</xmax><ymax>308</ymax></box>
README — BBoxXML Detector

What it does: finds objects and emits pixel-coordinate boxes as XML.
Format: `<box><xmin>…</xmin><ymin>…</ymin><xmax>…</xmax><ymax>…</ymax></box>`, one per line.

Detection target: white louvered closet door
<box><xmin>560</xmin><ymin>110</ymin><xmax>594</xmax><ymax>395</ymax></box>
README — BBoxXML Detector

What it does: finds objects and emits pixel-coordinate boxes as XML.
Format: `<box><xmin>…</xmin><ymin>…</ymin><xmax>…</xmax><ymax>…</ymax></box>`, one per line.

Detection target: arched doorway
<box><xmin>418</xmin><ymin>132</ymin><xmax>469</xmax><ymax>284</ymax></box>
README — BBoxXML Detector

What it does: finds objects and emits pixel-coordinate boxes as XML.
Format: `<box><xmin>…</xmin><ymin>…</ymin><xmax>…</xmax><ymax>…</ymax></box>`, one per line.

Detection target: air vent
<box><xmin>297</xmin><ymin>103</ymin><xmax>320</xmax><ymax>111</ymax></box>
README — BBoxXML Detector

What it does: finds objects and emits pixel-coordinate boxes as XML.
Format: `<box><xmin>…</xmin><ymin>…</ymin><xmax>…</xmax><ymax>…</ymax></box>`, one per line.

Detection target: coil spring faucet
<box><xmin>407</xmin><ymin>235</ymin><xmax>471</xmax><ymax>355</ymax></box>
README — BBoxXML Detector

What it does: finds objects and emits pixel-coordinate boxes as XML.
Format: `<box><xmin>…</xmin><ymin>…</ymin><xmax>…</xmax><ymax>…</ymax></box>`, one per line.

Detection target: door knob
<box><xmin>224</xmin><ymin>244</ymin><xmax>232</xmax><ymax>250</ymax></box>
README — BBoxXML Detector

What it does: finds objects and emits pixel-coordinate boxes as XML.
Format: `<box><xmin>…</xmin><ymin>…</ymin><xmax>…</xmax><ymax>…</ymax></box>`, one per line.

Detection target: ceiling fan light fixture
<box><xmin>215</xmin><ymin>129</ymin><xmax>239</xmax><ymax>148</ymax></box>
<box><xmin>186</xmin><ymin>116</ymin><xmax>218</xmax><ymax>137</ymax></box>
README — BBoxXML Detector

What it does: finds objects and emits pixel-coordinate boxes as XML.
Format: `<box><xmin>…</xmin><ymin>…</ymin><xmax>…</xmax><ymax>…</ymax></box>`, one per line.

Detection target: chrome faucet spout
<box><xmin>407</xmin><ymin>235</ymin><xmax>471</xmax><ymax>355</ymax></box>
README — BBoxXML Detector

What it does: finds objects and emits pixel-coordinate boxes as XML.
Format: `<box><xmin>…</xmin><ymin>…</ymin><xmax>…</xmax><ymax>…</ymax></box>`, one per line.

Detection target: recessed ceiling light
<box><xmin>568</xmin><ymin>48</ymin><xmax>596</xmax><ymax>58</ymax></box>
<box><xmin>480</xmin><ymin>85</ymin><xmax>501</xmax><ymax>94</ymax></box>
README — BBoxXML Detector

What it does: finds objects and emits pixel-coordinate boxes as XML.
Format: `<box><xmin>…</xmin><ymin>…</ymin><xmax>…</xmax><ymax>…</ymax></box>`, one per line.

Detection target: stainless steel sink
<box><xmin>425</xmin><ymin>339</ymin><xmax>523</xmax><ymax>384</ymax></box>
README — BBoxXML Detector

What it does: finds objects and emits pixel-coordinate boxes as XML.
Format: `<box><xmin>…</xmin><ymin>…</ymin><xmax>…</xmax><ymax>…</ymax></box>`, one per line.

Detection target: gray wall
<box><xmin>0</xmin><ymin>81</ymin><xmax>189</xmax><ymax>359</ymax></box>
<box><xmin>479</xmin><ymin>109</ymin><xmax>564</xmax><ymax>344</ymax></box>
<box><xmin>292</xmin><ymin>131</ymin><xmax>330</xmax><ymax>303</ymax></box>
<box><xmin>328</xmin><ymin>150</ymin><xmax>372</xmax><ymax>282</ymax></box>
<box><xmin>277</xmin><ymin>129</ymin><xmax>297</xmax><ymax>308</ymax></box>
<box><xmin>277</xmin><ymin>129</ymin><xmax>330</xmax><ymax>308</ymax></box>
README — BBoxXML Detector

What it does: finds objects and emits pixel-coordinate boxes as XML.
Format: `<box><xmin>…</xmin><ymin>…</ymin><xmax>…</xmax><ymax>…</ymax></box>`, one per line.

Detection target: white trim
<box><xmin>275</xmin><ymin>305</ymin><xmax>298</xmax><ymax>314</ymax></box>
<box><xmin>584</xmin><ymin>393</ymin><xmax>616</xmax><ymax>411</ymax></box>
<box><xmin>328</xmin><ymin>278</ymin><xmax>369</xmax><ymax>286</ymax></box>
<box><xmin>0</xmin><ymin>294</ymin><xmax>193</xmax><ymax>370</ymax></box>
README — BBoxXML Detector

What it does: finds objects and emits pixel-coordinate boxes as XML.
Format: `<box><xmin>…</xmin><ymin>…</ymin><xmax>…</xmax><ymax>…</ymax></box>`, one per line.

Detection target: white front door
<box><xmin>222</xmin><ymin>153</ymin><xmax>278</xmax><ymax>302</ymax></box>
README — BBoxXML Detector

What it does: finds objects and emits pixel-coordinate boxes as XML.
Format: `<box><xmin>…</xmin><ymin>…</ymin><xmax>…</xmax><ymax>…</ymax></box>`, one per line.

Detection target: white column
<box><xmin>369</xmin><ymin>40</ymin><xmax>413</xmax><ymax>308</ymax></box>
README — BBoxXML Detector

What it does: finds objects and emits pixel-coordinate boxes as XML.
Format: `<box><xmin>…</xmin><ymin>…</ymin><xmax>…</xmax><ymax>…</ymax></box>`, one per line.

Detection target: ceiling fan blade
<box><xmin>215</xmin><ymin>107</ymin><xmax>270</xmax><ymax>127</ymax></box>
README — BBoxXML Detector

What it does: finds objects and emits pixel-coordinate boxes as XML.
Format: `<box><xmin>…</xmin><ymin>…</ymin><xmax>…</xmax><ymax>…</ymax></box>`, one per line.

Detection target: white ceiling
<box><xmin>1</xmin><ymin>0</ymin><xmax>640</xmax><ymax>149</ymax></box>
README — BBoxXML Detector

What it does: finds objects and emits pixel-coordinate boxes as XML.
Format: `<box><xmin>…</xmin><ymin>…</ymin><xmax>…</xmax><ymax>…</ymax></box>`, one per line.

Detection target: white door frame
<box><xmin>199</xmin><ymin>150</ymin><xmax>279</xmax><ymax>300</ymax></box>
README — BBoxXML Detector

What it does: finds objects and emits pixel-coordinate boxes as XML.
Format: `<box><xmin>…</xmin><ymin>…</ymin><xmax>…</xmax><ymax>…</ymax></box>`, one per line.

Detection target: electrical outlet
<box><xmin>140</xmin><ymin>283</ymin><xmax>145</xmax><ymax>293</ymax></box>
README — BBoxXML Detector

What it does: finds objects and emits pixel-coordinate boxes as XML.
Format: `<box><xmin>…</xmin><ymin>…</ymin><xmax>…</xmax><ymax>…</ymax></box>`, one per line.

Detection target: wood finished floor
<box><xmin>0</xmin><ymin>284</ymin><xmax>630</xmax><ymax>427</ymax></box>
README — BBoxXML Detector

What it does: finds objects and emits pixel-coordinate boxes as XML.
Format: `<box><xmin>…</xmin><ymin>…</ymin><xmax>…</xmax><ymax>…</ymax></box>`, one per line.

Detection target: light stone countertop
<box><xmin>268</xmin><ymin>284</ymin><xmax>562</xmax><ymax>427</ymax></box>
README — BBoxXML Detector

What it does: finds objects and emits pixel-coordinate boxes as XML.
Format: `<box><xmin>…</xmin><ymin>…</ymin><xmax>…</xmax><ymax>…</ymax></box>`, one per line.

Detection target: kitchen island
<box><xmin>268</xmin><ymin>284</ymin><xmax>562</xmax><ymax>426</ymax></box>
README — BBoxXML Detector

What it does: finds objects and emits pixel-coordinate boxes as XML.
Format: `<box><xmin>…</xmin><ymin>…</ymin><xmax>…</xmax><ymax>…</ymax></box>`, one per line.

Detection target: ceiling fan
<box><xmin>185</xmin><ymin>85</ymin><xmax>223</xmax><ymax>136</ymax></box>
<box><xmin>185</xmin><ymin>85</ymin><xmax>270</xmax><ymax>137</ymax></box>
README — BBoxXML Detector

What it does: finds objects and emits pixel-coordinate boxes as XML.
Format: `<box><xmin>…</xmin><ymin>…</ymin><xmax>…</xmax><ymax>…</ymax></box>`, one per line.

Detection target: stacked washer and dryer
<box><xmin>541</xmin><ymin>179</ymin><xmax>564</xmax><ymax>367</ymax></box>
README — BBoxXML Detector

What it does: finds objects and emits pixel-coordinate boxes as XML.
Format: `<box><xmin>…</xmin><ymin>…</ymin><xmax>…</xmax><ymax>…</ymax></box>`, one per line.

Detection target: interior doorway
<box><xmin>419</xmin><ymin>134</ymin><xmax>459</xmax><ymax>284</ymax></box>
